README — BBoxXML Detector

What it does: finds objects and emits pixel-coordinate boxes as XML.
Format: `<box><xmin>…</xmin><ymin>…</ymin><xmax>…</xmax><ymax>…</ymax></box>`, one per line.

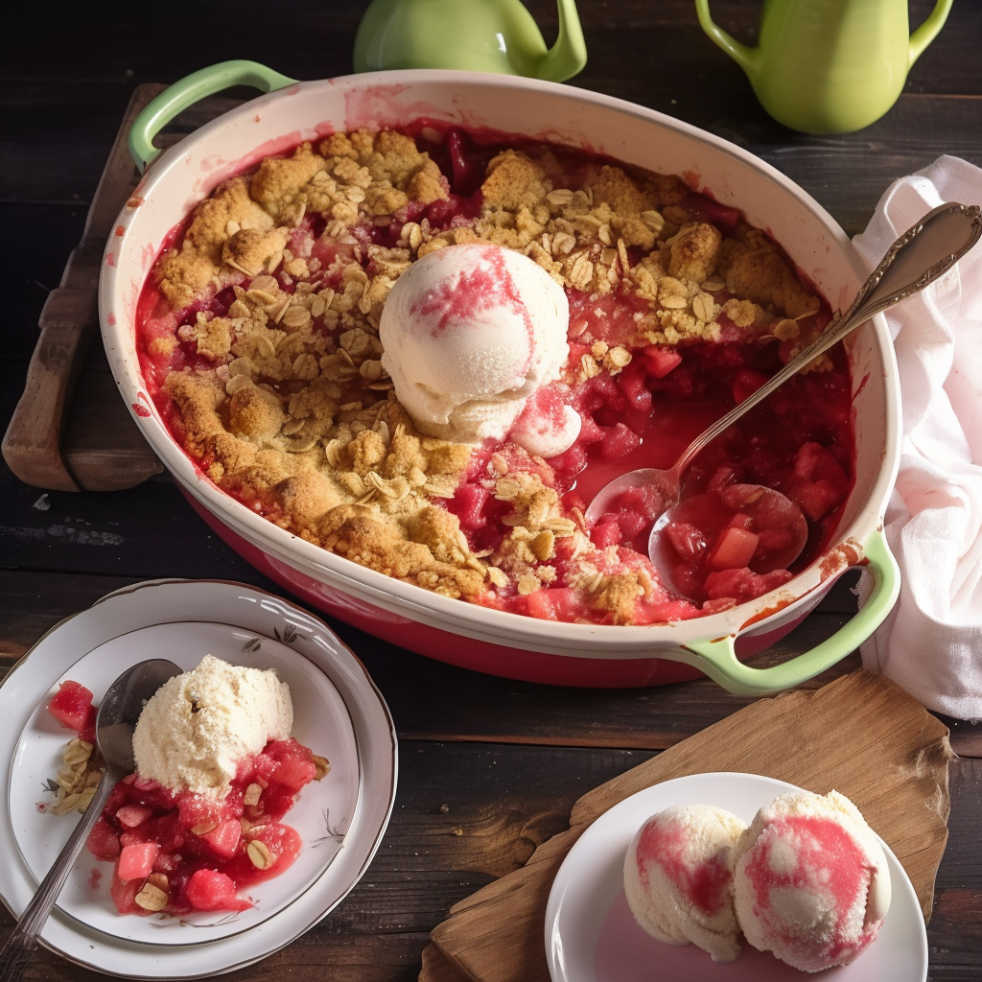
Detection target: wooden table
<box><xmin>3</xmin><ymin>2</ymin><xmax>981</xmax><ymax>978</ymax></box>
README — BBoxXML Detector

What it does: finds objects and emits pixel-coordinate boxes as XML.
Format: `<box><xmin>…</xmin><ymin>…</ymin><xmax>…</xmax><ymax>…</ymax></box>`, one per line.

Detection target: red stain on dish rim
<box><xmin>819</xmin><ymin>538</ymin><xmax>864</xmax><ymax>580</ymax></box>
<box><xmin>132</xmin><ymin>390</ymin><xmax>153</xmax><ymax>418</ymax></box>
<box><xmin>115</xmin><ymin>225</ymin><xmax>125</xmax><ymax>237</ymax></box>
<box><xmin>852</xmin><ymin>372</ymin><xmax>871</xmax><ymax>402</ymax></box>
<box><xmin>106</xmin><ymin>252</ymin><xmax>116</xmax><ymax>267</ymax></box>
<box><xmin>738</xmin><ymin>590</ymin><xmax>798</xmax><ymax>630</ymax></box>
<box><xmin>107</xmin><ymin>313</ymin><xmax>116</xmax><ymax>326</ymax></box>
<box><xmin>89</xmin><ymin>868</ymin><xmax>103</xmax><ymax>890</ymax></box>
<box><xmin>126</xmin><ymin>194</ymin><xmax>144</xmax><ymax>208</ymax></box>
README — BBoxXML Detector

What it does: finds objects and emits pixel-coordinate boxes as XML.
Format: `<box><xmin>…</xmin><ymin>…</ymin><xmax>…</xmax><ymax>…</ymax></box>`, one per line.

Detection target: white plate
<box><xmin>0</xmin><ymin>579</ymin><xmax>398</xmax><ymax>977</ymax></box>
<box><xmin>10</xmin><ymin>620</ymin><xmax>360</xmax><ymax>945</ymax></box>
<box><xmin>545</xmin><ymin>773</ymin><xmax>927</xmax><ymax>982</ymax></box>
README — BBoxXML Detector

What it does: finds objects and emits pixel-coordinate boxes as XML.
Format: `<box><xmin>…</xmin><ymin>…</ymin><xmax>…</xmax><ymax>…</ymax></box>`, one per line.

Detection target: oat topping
<box><xmin>141</xmin><ymin>127</ymin><xmax>834</xmax><ymax>625</ymax></box>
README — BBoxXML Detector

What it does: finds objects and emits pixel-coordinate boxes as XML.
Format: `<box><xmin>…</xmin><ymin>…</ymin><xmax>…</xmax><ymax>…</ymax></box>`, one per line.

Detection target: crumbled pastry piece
<box><xmin>249</xmin><ymin>141</ymin><xmax>327</xmax><ymax>222</ymax></box>
<box><xmin>718</xmin><ymin>228</ymin><xmax>820</xmax><ymax>319</ymax></box>
<box><xmin>157</xmin><ymin>177</ymin><xmax>274</xmax><ymax>308</ymax></box>
<box><xmin>667</xmin><ymin>222</ymin><xmax>722</xmax><ymax>282</ymax></box>
<box><xmin>481</xmin><ymin>150</ymin><xmax>550</xmax><ymax>211</ymax></box>
<box><xmin>586</xmin><ymin>570</ymin><xmax>647</xmax><ymax>624</ymax></box>
<box><xmin>222</xmin><ymin>227</ymin><xmax>289</xmax><ymax>277</ymax></box>
<box><xmin>318</xmin><ymin>504</ymin><xmax>483</xmax><ymax>598</ymax></box>
<box><xmin>320</xmin><ymin>129</ymin><xmax>449</xmax><ymax>205</ymax></box>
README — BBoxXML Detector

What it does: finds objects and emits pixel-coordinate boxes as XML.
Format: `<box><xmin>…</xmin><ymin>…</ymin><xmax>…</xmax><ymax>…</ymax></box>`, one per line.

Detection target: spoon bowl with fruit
<box><xmin>586</xmin><ymin>201</ymin><xmax>982</xmax><ymax>598</ymax></box>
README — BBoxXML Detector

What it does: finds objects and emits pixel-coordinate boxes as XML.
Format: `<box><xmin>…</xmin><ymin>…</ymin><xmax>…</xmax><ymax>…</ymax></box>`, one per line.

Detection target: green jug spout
<box><xmin>353</xmin><ymin>0</ymin><xmax>586</xmax><ymax>82</ymax></box>
<box><xmin>535</xmin><ymin>0</ymin><xmax>588</xmax><ymax>82</ymax></box>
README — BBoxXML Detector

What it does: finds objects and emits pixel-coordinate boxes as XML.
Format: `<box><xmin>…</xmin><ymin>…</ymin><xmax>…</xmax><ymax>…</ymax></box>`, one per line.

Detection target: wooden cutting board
<box><xmin>2</xmin><ymin>84</ymin><xmax>241</xmax><ymax>493</ymax></box>
<box><xmin>419</xmin><ymin>671</ymin><xmax>952</xmax><ymax>982</ymax></box>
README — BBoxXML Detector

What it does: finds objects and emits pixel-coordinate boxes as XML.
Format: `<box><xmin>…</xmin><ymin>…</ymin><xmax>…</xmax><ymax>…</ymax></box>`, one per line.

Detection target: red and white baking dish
<box><xmin>99</xmin><ymin>62</ymin><xmax>901</xmax><ymax>694</ymax></box>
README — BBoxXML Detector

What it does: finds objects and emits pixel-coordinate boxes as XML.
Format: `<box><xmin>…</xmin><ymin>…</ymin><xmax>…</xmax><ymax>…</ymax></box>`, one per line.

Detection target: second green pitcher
<box><xmin>695</xmin><ymin>0</ymin><xmax>953</xmax><ymax>134</ymax></box>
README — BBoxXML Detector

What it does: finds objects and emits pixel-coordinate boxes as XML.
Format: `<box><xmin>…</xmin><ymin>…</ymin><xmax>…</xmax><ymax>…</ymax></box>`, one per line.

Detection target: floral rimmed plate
<box><xmin>0</xmin><ymin>579</ymin><xmax>398</xmax><ymax>978</ymax></box>
<box><xmin>544</xmin><ymin>773</ymin><xmax>927</xmax><ymax>982</ymax></box>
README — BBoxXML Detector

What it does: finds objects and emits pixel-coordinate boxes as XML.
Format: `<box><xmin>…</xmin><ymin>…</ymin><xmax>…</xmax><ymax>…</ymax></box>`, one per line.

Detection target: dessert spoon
<box><xmin>0</xmin><ymin>658</ymin><xmax>181</xmax><ymax>981</ymax></box>
<box><xmin>586</xmin><ymin>201</ymin><xmax>982</xmax><ymax>592</ymax></box>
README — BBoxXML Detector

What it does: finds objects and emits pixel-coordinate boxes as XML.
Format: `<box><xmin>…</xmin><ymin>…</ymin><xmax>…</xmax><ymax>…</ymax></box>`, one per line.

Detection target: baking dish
<box><xmin>100</xmin><ymin>61</ymin><xmax>901</xmax><ymax>693</ymax></box>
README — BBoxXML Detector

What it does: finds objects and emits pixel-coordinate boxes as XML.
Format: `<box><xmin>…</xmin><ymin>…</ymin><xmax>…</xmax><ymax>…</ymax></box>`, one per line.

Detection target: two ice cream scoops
<box><xmin>623</xmin><ymin>789</ymin><xmax>892</xmax><ymax>973</ymax></box>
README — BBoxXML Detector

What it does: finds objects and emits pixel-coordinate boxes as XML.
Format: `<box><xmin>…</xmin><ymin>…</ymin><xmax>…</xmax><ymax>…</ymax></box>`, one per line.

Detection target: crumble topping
<box><xmin>142</xmin><ymin>128</ymin><xmax>833</xmax><ymax>624</ymax></box>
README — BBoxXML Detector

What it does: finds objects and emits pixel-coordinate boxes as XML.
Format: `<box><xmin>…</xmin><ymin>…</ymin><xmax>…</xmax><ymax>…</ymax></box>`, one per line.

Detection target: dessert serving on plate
<box><xmin>136</xmin><ymin>124</ymin><xmax>853</xmax><ymax>628</ymax></box>
<box><xmin>623</xmin><ymin>790</ymin><xmax>892</xmax><ymax>973</ymax></box>
<box><xmin>46</xmin><ymin>655</ymin><xmax>329</xmax><ymax>915</ymax></box>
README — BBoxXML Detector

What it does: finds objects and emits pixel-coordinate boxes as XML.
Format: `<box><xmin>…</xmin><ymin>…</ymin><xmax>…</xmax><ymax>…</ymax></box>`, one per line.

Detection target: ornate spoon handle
<box><xmin>672</xmin><ymin>201</ymin><xmax>982</xmax><ymax>479</ymax></box>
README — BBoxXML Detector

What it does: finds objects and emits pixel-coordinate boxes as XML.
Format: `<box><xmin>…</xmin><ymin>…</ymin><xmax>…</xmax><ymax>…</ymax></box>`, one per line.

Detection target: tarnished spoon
<box><xmin>0</xmin><ymin>659</ymin><xmax>181</xmax><ymax>981</ymax></box>
<box><xmin>586</xmin><ymin>201</ymin><xmax>982</xmax><ymax>593</ymax></box>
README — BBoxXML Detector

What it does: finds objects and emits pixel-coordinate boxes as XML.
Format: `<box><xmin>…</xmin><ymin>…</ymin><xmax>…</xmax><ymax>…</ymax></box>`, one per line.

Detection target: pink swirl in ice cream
<box><xmin>380</xmin><ymin>243</ymin><xmax>578</xmax><ymax>452</ymax></box>
<box><xmin>732</xmin><ymin>790</ymin><xmax>891</xmax><ymax>973</ymax></box>
<box><xmin>623</xmin><ymin>804</ymin><xmax>746</xmax><ymax>962</ymax></box>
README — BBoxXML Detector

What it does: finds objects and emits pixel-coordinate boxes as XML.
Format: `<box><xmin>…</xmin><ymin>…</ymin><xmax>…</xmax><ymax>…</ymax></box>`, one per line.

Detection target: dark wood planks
<box><xmin>0</xmin><ymin>562</ymin><xmax>863</xmax><ymax>749</ymax></box>
<box><xmin>0</xmin><ymin>744</ymin><xmax>978</xmax><ymax>980</ymax></box>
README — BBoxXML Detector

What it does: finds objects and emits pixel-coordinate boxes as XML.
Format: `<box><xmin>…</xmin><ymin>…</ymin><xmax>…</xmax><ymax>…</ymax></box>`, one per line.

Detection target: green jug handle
<box><xmin>693</xmin><ymin>0</ymin><xmax>759</xmax><ymax>78</ymax></box>
<box><xmin>908</xmin><ymin>0</ymin><xmax>953</xmax><ymax>68</ymax></box>
<box><xmin>681</xmin><ymin>528</ymin><xmax>899</xmax><ymax>697</ymax></box>
<box><xmin>537</xmin><ymin>0</ymin><xmax>588</xmax><ymax>82</ymax></box>
<box><xmin>129</xmin><ymin>60</ymin><xmax>298</xmax><ymax>172</ymax></box>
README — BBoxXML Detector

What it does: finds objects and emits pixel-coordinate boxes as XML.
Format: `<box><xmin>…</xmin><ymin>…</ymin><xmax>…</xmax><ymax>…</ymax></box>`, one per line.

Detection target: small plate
<box><xmin>0</xmin><ymin>579</ymin><xmax>398</xmax><ymax>978</ymax></box>
<box><xmin>545</xmin><ymin>773</ymin><xmax>927</xmax><ymax>982</ymax></box>
<box><xmin>10</xmin><ymin>620</ymin><xmax>360</xmax><ymax>945</ymax></box>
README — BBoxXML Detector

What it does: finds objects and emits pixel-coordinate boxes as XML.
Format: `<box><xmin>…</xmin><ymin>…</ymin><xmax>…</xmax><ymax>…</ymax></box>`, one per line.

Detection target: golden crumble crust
<box><xmin>149</xmin><ymin>127</ymin><xmax>829</xmax><ymax>623</ymax></box>
<box><xmin>587</xmin><ymin>571</ymin><xmax>646</xmax><ymax>625</ymax></box>
<box><xmin>719</xmin><ymin>229</ymin><xmax>820</xmax><ymax>319</ymax></box>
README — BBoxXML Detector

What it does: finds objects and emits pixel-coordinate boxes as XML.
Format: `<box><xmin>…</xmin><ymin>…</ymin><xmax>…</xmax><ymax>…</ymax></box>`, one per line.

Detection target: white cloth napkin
<box><xmin>852</xmin><ymin>155</ymin><xmax>982</xmax><ymax>721</ymax></box>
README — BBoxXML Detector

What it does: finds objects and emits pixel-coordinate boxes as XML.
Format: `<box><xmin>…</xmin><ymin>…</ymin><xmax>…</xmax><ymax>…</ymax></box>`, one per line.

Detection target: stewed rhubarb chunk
<box><xmin>80</xmin><ymin>737</ymin><xmax>325</xmax><ymax>915</ymax></box>
<box><xmin>47</xmin><ymin>680</ymin><xmax>96</xmax><ymax>742</ymax></box>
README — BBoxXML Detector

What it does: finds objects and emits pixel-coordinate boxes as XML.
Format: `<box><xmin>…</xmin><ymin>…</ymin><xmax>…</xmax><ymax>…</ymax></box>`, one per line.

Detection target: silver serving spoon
<box><xmin>0</xmin><ymin>659</ymin><xmax>181</xmax><ymax>980</ymax></box>
<box><xmin>586</xmin><ymin>201</ymin><xmax>982</xmax><ymax>593</ymax></box>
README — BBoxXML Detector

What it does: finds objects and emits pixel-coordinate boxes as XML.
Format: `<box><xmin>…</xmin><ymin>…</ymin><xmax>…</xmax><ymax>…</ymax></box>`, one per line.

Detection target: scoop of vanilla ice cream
<box><xmin>132</xmin><ymin>654</ymin><xmax>293</xmax><ymax>797</ymax></box>
<box><xmin>380</xmin><ymin>243</ymin><xmax>570</xmax><ymax>444</ymax></box>
<box><xmin>732</xmin><ymin>789</ymin><xmax>892</xmax><ymax>973</ymax></box>
<box><xmin>623</xmin><ymin>804</ymin><xmax>746</xmax><ymax>962</ymax></box>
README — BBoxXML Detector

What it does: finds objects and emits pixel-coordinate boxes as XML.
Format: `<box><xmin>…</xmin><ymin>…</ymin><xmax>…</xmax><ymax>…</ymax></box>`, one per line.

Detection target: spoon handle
<box><xmin>672</xmin><ymin>201</ymin><xmax>982</xmax><ymax>477</ymax></box>
<box><xmin>0</xmin><ymin>771</ymin><xmax>115</xmax><ymax>979</ymax></box>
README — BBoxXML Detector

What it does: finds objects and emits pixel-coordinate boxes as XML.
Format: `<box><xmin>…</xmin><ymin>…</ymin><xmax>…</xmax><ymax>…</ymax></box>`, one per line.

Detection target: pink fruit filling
<box><xmin>136</xmin><ymin>123</ymin><xmax>854</xmax><ymax>626</ymax></box>
<box><xmin>47</xmin><ymin>687</ymin><xmax>318</xmax><ymax>916</ymax></box>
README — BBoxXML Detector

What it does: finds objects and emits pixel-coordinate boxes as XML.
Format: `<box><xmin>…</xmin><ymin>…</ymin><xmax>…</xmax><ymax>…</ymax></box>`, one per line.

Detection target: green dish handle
<box><xmin>129</xmin><ymin>60</ymin><xmax>298</xmax><ymax>172</ymax></box>
<box><xmin>682</xmin><ymin>529</ymin><xmax>899</xmax><ymax>696</ymax></box>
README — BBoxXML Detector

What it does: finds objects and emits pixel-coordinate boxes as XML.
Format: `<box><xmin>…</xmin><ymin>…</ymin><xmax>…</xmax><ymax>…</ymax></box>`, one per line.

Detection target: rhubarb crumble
<box><xmin>46</xmin><ymin>665</ymin><xmax>329</xmax><ymax>916</ymax></box>
<box><xmin>138</xmin><ymin>126</ymin><xmax>853</xmax><ymax>625</ymax></box>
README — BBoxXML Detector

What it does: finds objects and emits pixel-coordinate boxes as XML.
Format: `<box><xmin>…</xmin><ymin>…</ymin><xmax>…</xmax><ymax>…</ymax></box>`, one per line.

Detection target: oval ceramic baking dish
<box><xmin>100</xmin><ymin>61</ymin><xmax>901</xmax><ymax>694</ymax></box>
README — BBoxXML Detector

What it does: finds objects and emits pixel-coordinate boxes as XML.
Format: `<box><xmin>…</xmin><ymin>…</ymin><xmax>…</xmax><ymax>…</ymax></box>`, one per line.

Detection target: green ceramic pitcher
<box><xmin>695</xmin><ymin>0</ymin><xmax>953</xmax><ymax>133</ymax></box>
<box><xmin>353</xmin><ymin>0</ymin><xmax>587</xmax><ymax>81</ymax></box>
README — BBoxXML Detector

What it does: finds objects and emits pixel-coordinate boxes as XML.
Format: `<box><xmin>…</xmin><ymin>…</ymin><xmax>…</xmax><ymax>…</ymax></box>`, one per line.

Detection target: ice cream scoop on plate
<box><xmin>623</xmin><ymin>803</ymin><xmax>747</xmax><ymax>962</ymax></box>
<box><xmin>732</xmin><ymin>789</ymin><xmax>892</xmax><ymax>973</ymax></box>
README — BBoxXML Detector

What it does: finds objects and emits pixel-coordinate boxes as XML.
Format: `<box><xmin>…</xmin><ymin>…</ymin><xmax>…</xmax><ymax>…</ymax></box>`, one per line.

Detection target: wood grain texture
<box><xmin>1</xmin><ymin>85</ymin><xmax>163</xmax><ymax>492</ymax></box>
<box><xmin>429</xmin><ymin>673</ymin><xmax>951</xmax><ymax>982</ymax></box>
